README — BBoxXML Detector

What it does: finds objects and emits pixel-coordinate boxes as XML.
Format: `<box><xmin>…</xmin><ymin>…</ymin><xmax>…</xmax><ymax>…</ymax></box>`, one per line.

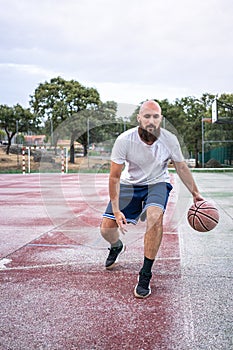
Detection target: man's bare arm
<box><xmin>173</xmin><ymin>161</ymin><xmax>204</xmax><ymax>203</ymax></box>
<box><xmin>109</xmin><ymin>161</ymin><xmax>127</xmax><ymax>232</ymax></box>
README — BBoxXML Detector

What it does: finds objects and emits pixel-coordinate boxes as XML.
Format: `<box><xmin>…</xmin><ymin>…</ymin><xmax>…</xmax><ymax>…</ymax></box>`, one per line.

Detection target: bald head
<box><xmin>137</xmin><ymin>99</ymin><xmax>163</xmax><ymax>144</ymax></box>
<box><xmin>139</xmin><ymin>100</ymin><xmax>162</xmax><ymax>115</ymax></box>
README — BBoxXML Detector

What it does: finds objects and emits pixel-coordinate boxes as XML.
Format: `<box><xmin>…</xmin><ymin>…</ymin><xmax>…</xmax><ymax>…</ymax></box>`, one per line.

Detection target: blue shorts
<box><xmin>103</xmin><ymin>182</ymin><xmax>173</xmax><ymax>225</ymax></box>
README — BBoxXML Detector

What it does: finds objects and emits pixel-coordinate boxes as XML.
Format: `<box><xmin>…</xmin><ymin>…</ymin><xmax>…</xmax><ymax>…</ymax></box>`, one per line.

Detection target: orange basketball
<box><xmin>187</xmin><ymin>200</ymin><xmax>219</xmax><ymax>232</ymax></box>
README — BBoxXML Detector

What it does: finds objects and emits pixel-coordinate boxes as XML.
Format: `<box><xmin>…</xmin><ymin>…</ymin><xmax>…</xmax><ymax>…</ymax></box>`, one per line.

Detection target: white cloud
<box><xmin>0</xmin><ymin>0</ymin><xmax>232</xmax><ymax>107</ymax></box>
<box><xmin>0</xmin><ymin>63</ymin><xmax>59</xmax><ymax>77</ymax></box>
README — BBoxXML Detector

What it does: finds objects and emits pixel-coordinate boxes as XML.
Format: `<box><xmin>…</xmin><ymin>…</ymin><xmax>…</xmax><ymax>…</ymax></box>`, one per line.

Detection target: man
<box><xmin>100</xmin><ymin>100</ymin><xmax>203</xmax><ymax>299</ymax></box>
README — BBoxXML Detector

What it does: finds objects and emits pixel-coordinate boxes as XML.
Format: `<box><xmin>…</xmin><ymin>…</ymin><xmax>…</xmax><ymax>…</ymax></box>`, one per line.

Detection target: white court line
<box><xmin>0</xmin><ymin>261</ymin><xmax>78</xmax><ymax>271</ymax></box>
<box><xmin>0</xmin><ymin>258</ymin><xmax>12</xmax><ymax>270</ymax></box>
<box><xmin>0</xmin><ymin>257</ymin><xmax>181</xmax><ymax>272</ymax></box>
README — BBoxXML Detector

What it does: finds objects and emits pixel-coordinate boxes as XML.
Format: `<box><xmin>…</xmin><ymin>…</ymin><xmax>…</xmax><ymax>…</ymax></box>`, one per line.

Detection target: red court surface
<box><xmin>0</xmin><ymin>172</ymin><xmax>232</xmax><ymax>349</ymax></box>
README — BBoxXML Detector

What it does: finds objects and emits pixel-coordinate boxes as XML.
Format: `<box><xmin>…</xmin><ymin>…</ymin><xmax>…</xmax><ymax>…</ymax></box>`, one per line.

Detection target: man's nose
<box><xmin>148</xmin><ymin>116</ymin><xmax>155</xmax><ymax>123</ymax></box>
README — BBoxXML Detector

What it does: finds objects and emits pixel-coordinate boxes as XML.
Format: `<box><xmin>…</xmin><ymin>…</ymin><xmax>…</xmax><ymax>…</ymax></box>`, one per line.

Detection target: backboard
<box><xmin>212</xmin><ymin>99</ymin><xmax>233</xmax><ymax>124</ymax></box>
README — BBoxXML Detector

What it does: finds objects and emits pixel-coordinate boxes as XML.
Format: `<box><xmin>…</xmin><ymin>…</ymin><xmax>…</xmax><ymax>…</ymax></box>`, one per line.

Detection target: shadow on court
<box><xmin>0</xmin><ymin>172</ymin><xmax>232</xmax><ymax>350</ymax></box>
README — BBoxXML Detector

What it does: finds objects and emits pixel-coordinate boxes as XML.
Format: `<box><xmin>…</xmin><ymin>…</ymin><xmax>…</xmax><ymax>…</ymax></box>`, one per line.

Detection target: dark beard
<box><xmin>138</xmin><ymin>126</ymin><xmax>160</xmax><ymax>144</ymax></box>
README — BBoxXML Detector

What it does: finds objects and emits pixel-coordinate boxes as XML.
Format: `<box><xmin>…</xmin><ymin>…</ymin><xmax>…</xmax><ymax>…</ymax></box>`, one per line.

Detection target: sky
<box><xmin>0</xmin><ymin>0</ymin><xmax>232</xmax><ymax>109</ymax></box>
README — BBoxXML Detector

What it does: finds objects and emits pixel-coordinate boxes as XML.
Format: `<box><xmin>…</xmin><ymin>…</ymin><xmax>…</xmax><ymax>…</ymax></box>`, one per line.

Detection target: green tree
<box><xmin>175</xmin><ymin>94</ymin><xmax>215</xmax><ymax>167</ymax></box>
<box><xmin>219</xmin><ymin>94</ymin><xmax>233</xmax><ymax>141</ymax></box>
<box><xmin>0</xmin><ymin>104</ymin><xmax>39</xmax><ymax>154</ymax></box>
<box><xmin>203</xmin><ymin>93</ymin><xmax>233</xmax><ymax>165</ymax></box>
<box><xmin>79</xmin><ymin>101</ymin><xmax>119</xmax><ymax>156</ymax></box>
<box><xmin>55</xmin><ymin>101</ymin><xmax>121</xmax><ymax>157</ymax></box>
<box><xmin>0</xmin><ymin>129</ymin><xmax>6</xmax><ymax>141</ymax></box>
<box><xmin>30</xmin><ymin>76</ymin><xmax>101</xmax><ymax>163</ymax></box>
<box><xmin>213</xmin><ymin>93</ymin><xmax>233</xmax><ymax>142</ymax></box>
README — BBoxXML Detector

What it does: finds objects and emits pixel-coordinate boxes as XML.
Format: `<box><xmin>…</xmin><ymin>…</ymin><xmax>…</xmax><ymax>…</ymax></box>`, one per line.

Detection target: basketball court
<box><xmin>0</xmin><ymin>171</ymin><xmax>232</xmax><ymax>349</ymax></box>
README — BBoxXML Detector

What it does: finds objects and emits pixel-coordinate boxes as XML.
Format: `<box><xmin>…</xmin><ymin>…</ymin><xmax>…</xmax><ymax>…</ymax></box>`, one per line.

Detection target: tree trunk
<box><xmin>5</xmin><ymin>129</ymin><xmax>12</xmax><ymax>154</ymax></box>
<box><xmin>6</xmin><ymin>142</ymin><xmax>11</xmax><ymax>155</ymax></box>
<box><xmin>70</xmin><ymin>132</ymin><xmax>75</xmax><ymax>164</ymax></box>
<box><xmin>83</xmin><ymin>143</ymin><xmax>88</xmax><ymax>157</ymax></box>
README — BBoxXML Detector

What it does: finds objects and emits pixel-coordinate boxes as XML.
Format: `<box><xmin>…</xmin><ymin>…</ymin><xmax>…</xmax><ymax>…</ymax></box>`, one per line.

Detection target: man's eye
<box><xmin>143</xmin><ymin>114</ymin><xmax>160</xmax><ymax>119</ymax></box>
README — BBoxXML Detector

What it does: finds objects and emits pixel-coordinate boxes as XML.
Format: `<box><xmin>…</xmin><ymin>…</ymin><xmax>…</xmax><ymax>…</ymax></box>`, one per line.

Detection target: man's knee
<box><xmin>100</xmin><ymin>218</ymin><xmax>117</xmax><ymax>237</ymax></box>
<box><xmin>100</xmin><ymin>225</ymin><xmax>110</xmax><ymax>238</ymax></box>
<box><xmin>146</xmin><ymin>206</ymin><xmax>163</xmax><ymax>229</ymax></box>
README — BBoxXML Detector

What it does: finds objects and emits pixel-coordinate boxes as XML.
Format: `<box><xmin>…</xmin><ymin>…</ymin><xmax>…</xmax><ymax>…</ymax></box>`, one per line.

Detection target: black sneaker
<box><xmin>134</xmin><ymin>270</ymin><xmax>152</xmax><ymax>298</ymax></box>
<box><xmin>105</xmin><ymin>243</ymin><xmax>126</xmax><ymax>270</ymax></box>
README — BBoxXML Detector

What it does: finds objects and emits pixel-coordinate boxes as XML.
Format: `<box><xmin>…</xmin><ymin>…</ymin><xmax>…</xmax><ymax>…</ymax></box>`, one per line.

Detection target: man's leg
<box><xmin>134</xmin><ymin>206</ymin><xmax>163</xmax><ymax>298</ymax></box>
<box><xmin>100</xmin><ymin>217</ymin><xmax>119</xmax><ymax>245</ymax></box>
<box><xmin>144</xmin><ymin>206</ymin><xmax>163</xmax><ymax>260</ymax></box>
<box><xmin>100</xmin><ymin>217</ymin><xmax>126</xmax><ymax>269</ymax></box>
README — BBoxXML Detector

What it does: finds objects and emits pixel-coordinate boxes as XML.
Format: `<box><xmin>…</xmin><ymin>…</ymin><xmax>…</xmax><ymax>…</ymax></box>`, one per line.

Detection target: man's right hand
<box><xmin>114</xmin><ymin>211</ymin><xmax>128</xmax><ymax>234</ymax></box>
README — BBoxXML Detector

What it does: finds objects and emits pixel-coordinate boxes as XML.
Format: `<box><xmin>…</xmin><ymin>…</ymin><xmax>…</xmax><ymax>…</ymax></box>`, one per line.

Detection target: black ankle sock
<box><xmin>141</xmin><ymin>256</ymin><xmax>154</xmax><ymax>274</ymax></box>
<box><xmin>111</xmin><ymin>239</ymin><xmax>123</xmax><ymax>248</ymax></box>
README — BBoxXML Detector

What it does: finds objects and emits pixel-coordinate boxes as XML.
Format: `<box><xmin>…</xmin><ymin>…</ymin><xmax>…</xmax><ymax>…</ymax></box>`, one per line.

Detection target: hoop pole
<box><xmin>28</xmin><ymin>147</ymin><xmax>31</xmax><ymax>174</ymax></box>
<box><xmin>22</xmin><ymin>148</ymin><xmax>26</xmax><ymax>175</ymax></box>
<box><xmin>61</xmin><ymin>148</ymin><xmax>64</xmax><ymax>174</ymax></box>
<box><xmin>65</xmin><ymin>147</ymin><xmax>68</xmax><ymax>173</ymax></box>
<box><xmin>201</xmin><ymin>118</ymin><xmax>204</xmax><ymax>168</ymax></box>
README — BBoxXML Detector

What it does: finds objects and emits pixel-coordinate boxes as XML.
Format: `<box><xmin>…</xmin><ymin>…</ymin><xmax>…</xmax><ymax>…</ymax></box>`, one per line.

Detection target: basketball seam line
<box><xmin>187</xmin><ymin>212</ymin><xmax>219</xmax><ymax>224</ymax></box>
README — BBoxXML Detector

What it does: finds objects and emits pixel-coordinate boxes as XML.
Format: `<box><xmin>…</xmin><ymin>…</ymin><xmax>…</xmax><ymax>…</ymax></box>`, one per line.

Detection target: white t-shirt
<box><xmin>111</xmin><ymin>126</ymin><xmax>184</xmax><ymax>185</ymax></box>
